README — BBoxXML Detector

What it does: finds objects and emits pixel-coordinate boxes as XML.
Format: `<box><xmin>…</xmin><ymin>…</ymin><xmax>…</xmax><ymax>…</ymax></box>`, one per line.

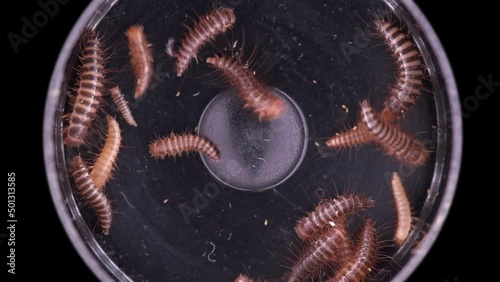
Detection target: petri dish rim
<box><xmin>42</xmin><ymin>0</ymin><xmax>462</xmax><ymax>281</ymax></box>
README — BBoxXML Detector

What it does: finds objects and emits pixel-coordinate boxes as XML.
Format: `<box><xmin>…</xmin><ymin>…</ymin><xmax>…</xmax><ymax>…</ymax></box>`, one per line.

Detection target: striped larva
<box><xmin>64</xmin><ymin>31</ymin><xmax>107</xmax><ymax>146</ymax></box>
<box><xmin>110</xmin><ymin>86</ymin><xmax>137</xmax><ymax>127</ymax></box>
<box><xmin>288</xmin><ymin>223</ymin><xmax>352</xmax><ymax>282</ymax></box>
<box><xmin>176</xmin><ymin>7</ymin><xmax>236</xmax><ymax>76</ymax></box>
<box><xmin>149</xmin><ymin>133</ymin><xmax>220</xmax><ymax>160</ymax></box>
<box><xmin>375</xmin><ymin>19</ymin><xmax>425</xmax><ymax>122</ymax></box>
<box><xmin>71</xmin><ymin>155</ymin><xmax>113</xmax><ymax>235</ymax></box>
<box><xmin>295</xmin><ymin>194</ymin><xmax>374</xmax><ymax>241</ymax></box>
<box><xmin>326</xmin><ymin>122</ymin><xmax>372</xmax><ymax>149</ymax></box>
<box><xmin>360</xmin><ymin>100</ymin><xmax>429</xmax><ymax>166</ymax></box>
<box><xmin>126</xmin><ymin>25</ymin><xmax>153</xmax><ymax>99</ymax></box>
<box><xmin>207</xmin><ymin>55</ymin><xmax>285</xmax><ymax>121</ymax></box>
<box><xmin>391</xmin><ymin>172</ymin><xmax>412</xmax><ymax>245</ymax></box>
<box><xmin>89</xmin><ymin>116</ymin><xmax>122</xmax><ymax>190</ymax></box>
<box><xmin>326</xmin><ymin>219</ymin><xmax>377</xmax><ymax>282</ymax></box>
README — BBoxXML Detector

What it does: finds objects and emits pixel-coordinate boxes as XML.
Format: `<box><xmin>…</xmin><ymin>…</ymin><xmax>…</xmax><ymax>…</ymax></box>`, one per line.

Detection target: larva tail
<box><xmin>71</xmin><ymin>155</ymin><xmax>113</xmax><ymax>235</ymax></box>
<box><xmin>326</xmin><ymin>122</ymin><xmax>373</xmax><ymax>149</ymax></box>
<box><xmin>326</xmin><ymin>218</ymin><xmax>378</xmax><ymax>282</ymax></box>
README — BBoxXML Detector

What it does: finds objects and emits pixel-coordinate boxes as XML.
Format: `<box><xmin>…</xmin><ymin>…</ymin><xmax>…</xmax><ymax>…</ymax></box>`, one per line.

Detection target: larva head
<box><xmin>206</xmin><ymin>56</ymin><xmax>230</xmax><ymax>69</ymax></box>
<box><xmin>294</xmin><ymin>216</ymin><xmax>314</xmax><ymax>241</ymax></box>
<box><xmin>149</xmin><ymin>139</ymin><xmax>164</xmax><ymax>160</ymax></box>
<box><xmin>126</xmin><ymin>25</ymin><xmax>144</xmax><ymax>38</ymax></box>
<box><xmin>374</xmin><ymin>19</ymin><xmax>392</xmax><ymax>36</ymax></box>
<box><xmin>64</xmin><ymin>125</ymin><xmax>89</xmax><ymax>147</ymax></box>
<box><xmin>405</xmin><ymin>145</ymin><xmax>429</xmax><ymax>167</ymax></box>
<box><xmin>360</xmin><ymin>100</ymin><xmax>376</xmax><ymax>125</ymax></box>
<box><xmin>216</xmin><ymin>7</ymin><xmax>236</xmax><ymax>30</ymax></box>
<box><xmin>257</xmin><ymin>97</ymin><xmax>286</xmax><ymax>121</ymax></box>
<box><xmin>71</xmin><ymin>155</ymin><xmax>86</xmax><ymax>171</ymax></box>
<box><xmin>234</xmin><ymin>274</ymin><xmax>255</xmax><ymax>282</ymax></box>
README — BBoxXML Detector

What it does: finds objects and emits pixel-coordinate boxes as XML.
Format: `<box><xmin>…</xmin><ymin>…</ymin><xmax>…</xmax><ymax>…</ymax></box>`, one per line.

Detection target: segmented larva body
<box><xmin>391</xmin><ymin>172</ymin><xmax>412</xmax><ymax>245</ymax></box>
<box><xmin>360</xmin><ymin>100</ymin><xmax>429</xmax><ymax>166</ymax></box>
<box><xmin>326</xmin><ymin>122</ymin><xmax>373</xmax><ymax>148</ymax></box>
<box><xmin>234</xmin><ymin>274</ymin><xmax>256</xmax><ymax>282</ymax></box>
<box><xmin>64</xmin><ymin>31</ymin><xmax>106</xmax><ymax>146</ymax></box>
<box><xmin>89</xmin><ymin>116</ymin><xmax>122</xmax><ymax>190</ymax></box>
<box><xmin>149</xmin><ymin>133</ymin><xmax>220</xmax><ymax>160</ymax></box>
<box><xmin>110</xmin><ymin>86</ymin><xmax>137</xmax><ymax>127</ymax></box>
<box><xmin>71</xmin><ymin>155</ymin><xmax>112</xmax><ymax>235</ymax></box>
<box><xmin>295</xmin><ymin>194</ymin><xmax>374</xmax><ymax>241</ymax></box>
<box><xmin>176</xmin><ymin>8</ymin><xmax>236</xmax><ymax>77</ymax></box>
<box><xmin>288</xmin><ymin>223</ymin><xmax>352</xmax><ymax>282</ymax></box>
<box><xmin>207</xmin><ymin>56</ymin><xmax>286</xmax><ymax>121</ymax></box>
<box><xmin>375</xmin><ymin>20</ymin><xmax>425</xmax><ymax>122</ymax></box>
<box><xmin>326</xmin><ymin>219</ymin><xmax>377</xmax><ymax>282</ymax></box>
<box><xmin>127</xmin><ymin>25</ymin><xmax>153</xmax><ymax>99</ymax></box>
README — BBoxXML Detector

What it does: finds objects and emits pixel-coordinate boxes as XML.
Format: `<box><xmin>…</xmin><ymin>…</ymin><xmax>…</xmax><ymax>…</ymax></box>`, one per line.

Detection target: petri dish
<box><xmin>43</xmin><ymin>0</ymin><xmax>462</xmax><ymax>281</ymax></box>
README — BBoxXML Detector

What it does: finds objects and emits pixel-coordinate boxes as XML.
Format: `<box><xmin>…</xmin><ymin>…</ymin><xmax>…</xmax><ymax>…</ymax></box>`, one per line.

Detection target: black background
<box><xmin>5</xmin><ymin>0</ymin><xmax>494</xmax><ymax>281</ymax></box>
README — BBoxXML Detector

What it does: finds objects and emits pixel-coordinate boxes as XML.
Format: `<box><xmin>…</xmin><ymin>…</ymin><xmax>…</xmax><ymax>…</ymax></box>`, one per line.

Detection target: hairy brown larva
<box><xmin>176</xmin><ymin>8</ymin><xmax>236</xmax><ymax>77</ymax></box>
<box><xmin>110</xmin><ymin>86</ymin><xmax>137</xmax><ymax>127</ymax></box>
<box><xmin>127</xmin><ymin>25</ymin><xmax>154</xmax><ymax>99</ymax></box>
<box><xmin>391</xmin><ymin>172</ymin><xmax>412</xmax><ymax>245</ymax></box>
<box><xmin>207</xmin><ymin>55</ymin><xmax>285</xmax><ymax>121</ymax></box>
<box><xmin>326</xmin><ymin>219</ymin><xmax>378</xmax><ymax>282</ymax></box>
<box><xmin>149</xmin><ymin>132</ymin><xmax>220</xmax><ymax>160</ymax></box>
<box><xmin>295</xmin><ymin>194</ymin><xmax>374</xmax><ymax>241</ymax></box>
<box><xmin>288</xmin><ymin>223</ymin><xmax>352</xmax><ymax>282</ymax></box>
<box><xmin>375</xmin><ymin>20</ymin><xmax>425</xmax><ymax>122</ymax></box>
<box><xmin>64</xmin><ymin>31</ymin><xmax>107</xmax><ymax>146</ymax></box>
<box><xmin>71</xmin><ymin>155</ymin><xmax>113</xmax><ymax>235</ymax></box>
<box><xmin>89</xmin><ymin>116</ymin><xmax>122</xmax><ymax>190</ymax></box>
<box><xmin>360</xmin><ymin>100</ymin><xmax>429</xmax><ymax>166</ymax></box>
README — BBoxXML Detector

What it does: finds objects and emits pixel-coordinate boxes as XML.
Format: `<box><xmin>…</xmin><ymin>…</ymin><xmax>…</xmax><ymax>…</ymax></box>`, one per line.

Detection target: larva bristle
<box><xmin>360</xmin><ymin>100</ymin><xmax>429</xmax><ymax>166</ymax></box>
<box><xmin>110</xmin><ymin>86</ymin><xmax>137</xmax><ymax>127</ymax></box>
<box><xmin>126</xmin><ymin>25</ymin><xmax>154</xmax><ymax>99</ymax></box>
<box><xmin>176</xmin><ymin>7</ymin><xmax>236</xmax><ymax>77</ymax></box>
<box><xmin>295</xmin><ymin>194</ymin><xmax>374</xmax><ymax>241</ymax></box>
<box><xmin>288</xmin><ymin>223</ymin><xmax>352</xmax><ymax>282</ymax></box>
<box><xmin>89</xmin><ymin>116</ymin><xmax>122</xmax><ymax>190</ymax></box>
<box><xmin>326</xmin><ymin>122</ymin><xmax>373</xmax><ymax>149</ymax></box>
<box><xmin>391</xmin><ymin>172</ymin><xmax>412</xmax><ymax>245</ymax></box>
<box><xmin>206</xmin><ymin>56</ymin><xmax>285</xmax><ymax>121</ymax></box>
<box><xmin>64</xmin><ymin>31</ymin><xmax>107</xmax><ymax>147</ymax></box>
<box><xmin>71</xmin><ymin>155</ymin><xmax>112</xmax><ymax>235</ymax></box>
<box><xmin>375</xmin><ymin>20</ymin><xmax>425</xmax><ymax>121</ymax></box>
<box><xmin>326</xmin><ymin>219</ymin><xmax>377</xmax><ymax>282</ymax></box>
<box><xmin>149</xmin><ymin>133</ymin><xmax>220</xmax><ymax>160</ymax></box>
<box><xmin>234</xmin><ymin>274</ymin><xmax>256</xmax><ymax>282</ymax></box>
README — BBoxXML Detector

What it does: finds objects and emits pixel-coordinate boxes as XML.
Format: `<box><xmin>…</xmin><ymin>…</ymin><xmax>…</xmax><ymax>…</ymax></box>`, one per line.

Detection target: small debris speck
<box><xmin>342</xmin><ymin>104</ymin><xmax>349</xmax><ymax>113</ymax></box>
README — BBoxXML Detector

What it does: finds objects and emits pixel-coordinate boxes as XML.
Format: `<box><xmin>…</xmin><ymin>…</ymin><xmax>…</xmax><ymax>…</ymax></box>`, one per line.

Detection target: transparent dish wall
<box><xmin>44</xmin><ymin>0</ymin><xmax>461</xmax><ymax>281</ymax></box>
